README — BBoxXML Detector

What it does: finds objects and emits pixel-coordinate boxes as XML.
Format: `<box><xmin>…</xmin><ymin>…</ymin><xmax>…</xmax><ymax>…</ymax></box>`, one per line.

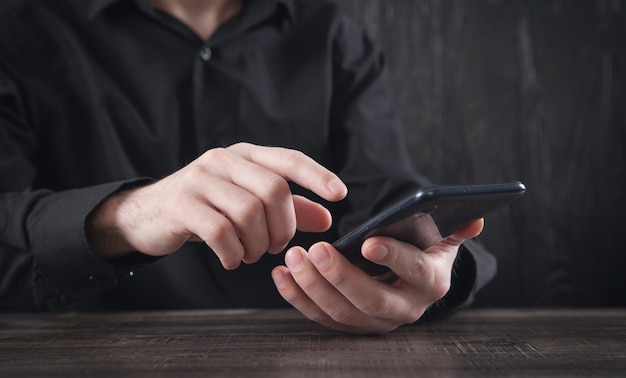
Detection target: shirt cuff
<box><xmin>28</xmin><ymin>179</ymin><xmax>154</xmax><ymax>306</ymax></box>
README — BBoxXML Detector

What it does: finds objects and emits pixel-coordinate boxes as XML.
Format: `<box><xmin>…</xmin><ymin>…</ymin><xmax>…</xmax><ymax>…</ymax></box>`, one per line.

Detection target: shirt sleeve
<box><xmin>328</xmin><ymin>12</ymin><xmax>497</xmax><ymax>318</ymax></box>
<box><xmin>0</xmin><ymin>69</ymin><xmax>152</xmax><ymax>311</ymax></box>
<box><xmin>0</xmin><ymin>184</ymin><xmax>162</xmax><ymax>311</ymax></box>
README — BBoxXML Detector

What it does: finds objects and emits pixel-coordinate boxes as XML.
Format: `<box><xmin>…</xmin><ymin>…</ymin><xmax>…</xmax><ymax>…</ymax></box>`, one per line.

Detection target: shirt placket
<box><xmin>190</xmin><ymin>1</ymin><xmax>279</xmax><ymax>153</ymax></box>
<box><xmin>192</xmin><ymin>41</ymin><xmax>239</xmax><ymax>152</ymax></box>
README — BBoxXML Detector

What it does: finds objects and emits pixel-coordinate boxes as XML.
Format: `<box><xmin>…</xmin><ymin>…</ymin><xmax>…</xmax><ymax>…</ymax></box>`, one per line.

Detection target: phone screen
<box><xmin>332</xmin><ymin>182</ymin><xmax>526</xmax><ymax>280</ymax></box>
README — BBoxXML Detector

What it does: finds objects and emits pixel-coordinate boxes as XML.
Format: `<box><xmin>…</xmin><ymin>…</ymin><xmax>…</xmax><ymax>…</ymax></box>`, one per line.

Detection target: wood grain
<box><xmin>0</xmin><ymin>309</ymin><xmax>624</xmax><ymax>377</ymax></box>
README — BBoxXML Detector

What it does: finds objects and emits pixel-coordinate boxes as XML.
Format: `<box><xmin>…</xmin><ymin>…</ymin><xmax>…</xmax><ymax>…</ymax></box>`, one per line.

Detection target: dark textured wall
<box><xmin>333</xmin><ymin>0</ymin><xmax>626</xmax><ymax>307</ymax></box>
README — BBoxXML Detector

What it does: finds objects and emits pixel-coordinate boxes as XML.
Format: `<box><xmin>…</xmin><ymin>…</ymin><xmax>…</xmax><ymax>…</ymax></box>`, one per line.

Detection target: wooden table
<box><xmin>0</xmin><ymin>308</ymin><xmax>624</xmax><ymax>377</ymax></box>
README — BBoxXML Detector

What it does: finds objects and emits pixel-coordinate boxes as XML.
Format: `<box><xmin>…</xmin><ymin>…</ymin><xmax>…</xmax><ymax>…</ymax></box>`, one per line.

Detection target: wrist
<box><xmin>86</xmin><ymin>188</ymin><xmax>137</xmax><ymax>260</ymax></box>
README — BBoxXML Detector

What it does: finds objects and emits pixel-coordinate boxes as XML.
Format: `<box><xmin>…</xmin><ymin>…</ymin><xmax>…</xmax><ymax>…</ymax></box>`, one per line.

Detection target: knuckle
<box><xmin>276</xmin><ymin>223</ymin><xmax>296</xmax><ymax>245</ymax></box>
<box><xmin>201</xmin><ymin>146</ymin><xmax>228</xmax><ymax>162</ymax></box>
<box><xmin>276</xmin><ymin>281</ymin><xmax>297</xmax><ymax>302</ymax></box>
<box><xmin>325</xmin><ymin>265</ymin><xmax>349</xmax><ymax>287</ymax></box>
<box><xmin>179</xmin><ymin>161</ymin><xmax>207</xmax><ymax>182</ymax></box>
<box><xmin>281</xmin><ymin>149</ymin><xmax>306</xmax><ymax>170</ymax></box>
<box><xmin>295</xmin><ymin>273</ymin><xmax>317</xmax><ymax>293</ymax></box>
<box><xmin>227</xmin><ymin>142</ymin><xmax>257</xmax><ymax>160</ymax></box>
<box><xmin>327</xmin><ymin>306</ymin><xmax>354</xmax><ymax>324</ymax></box>
<box><xmin>270</xmin><ymin>232</ymin><xmax>294</xmax><ymax>255</ymax></box>
<box><xmin>361</xmin><ymin>293</ymin><xmax>394</xmax><ymax>318</ymax></box>
<box><xmin>229</xmin><ymin>141</ymin><xmax>251</xmax><ymax>151</ymax></box>
<box><xmin>203</xmin><ymin>217</ymin><xmax>233</xmax><ymax>245</ymax></box>
<box><xmin>430</xmin><ymin>276</ymin><xmax>452</xmax><ymax>302</ymax></box>
<box><xmin>408</xmin><ymin>254</ymin><xmax>428</xmax><ymax>277</ymax></box>
<box><xmin>237</xmin><ymin>196</ymin><xmax>265</xmax><ymax>223</ymax></box>
<box><xmin>263</xmin><ymin>175</ymin><xmax>291</xmax><ymax>200</ymax></box>
<box><xmin>243</xmin><ymin>246</ymin><xmax>267</xmax><ymax>264</ymax></box>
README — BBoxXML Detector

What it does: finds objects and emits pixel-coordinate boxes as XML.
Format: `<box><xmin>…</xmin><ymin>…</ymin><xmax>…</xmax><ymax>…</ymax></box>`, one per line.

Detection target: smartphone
<box><xmin>332</xmin><ymin>181</ymin><xmax>526</xmax><ymax>280</ymax></box>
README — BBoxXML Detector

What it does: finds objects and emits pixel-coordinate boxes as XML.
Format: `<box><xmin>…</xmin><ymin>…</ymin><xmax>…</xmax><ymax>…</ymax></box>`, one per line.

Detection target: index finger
<box><xmin>228</xmin><ymin>143</ymin><xmax>348</xmax><ymax>202</ymax></box>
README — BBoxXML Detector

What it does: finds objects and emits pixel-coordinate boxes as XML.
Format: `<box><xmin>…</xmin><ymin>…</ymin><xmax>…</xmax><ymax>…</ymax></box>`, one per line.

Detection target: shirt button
<box><xmin>199</xmin><ymin>47</ymin><xmax>212</xmax><ymax>61</ymax></box>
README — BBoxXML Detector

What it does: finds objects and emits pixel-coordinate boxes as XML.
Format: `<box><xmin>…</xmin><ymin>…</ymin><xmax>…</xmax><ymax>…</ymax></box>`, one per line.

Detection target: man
<box><xmin>0</xmin><ymin>0</ymin><xmax>495</xmax><ymax>334</ymax></box>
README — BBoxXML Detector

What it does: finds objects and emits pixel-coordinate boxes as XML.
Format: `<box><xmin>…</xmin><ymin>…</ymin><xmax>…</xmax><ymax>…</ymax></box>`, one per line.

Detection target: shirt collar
<box><xmin>86</xmin><ymin>0</ymin><xmax>294</xmax><ymax>22</ymax></box>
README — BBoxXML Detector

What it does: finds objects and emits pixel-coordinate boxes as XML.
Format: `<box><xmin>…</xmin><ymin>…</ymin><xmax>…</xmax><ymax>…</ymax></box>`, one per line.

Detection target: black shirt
<box><xmin>0</xmin><ymin>0</ymin><xmax>496</xmax><ymax>312</ymax></box>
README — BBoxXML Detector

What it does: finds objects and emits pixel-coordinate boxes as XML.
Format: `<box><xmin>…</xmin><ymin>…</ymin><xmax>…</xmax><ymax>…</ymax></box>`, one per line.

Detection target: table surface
<box><xmin>0</xmin><ymin>308</ymin><xmax>625</xmax><ymax>377</ymax></box>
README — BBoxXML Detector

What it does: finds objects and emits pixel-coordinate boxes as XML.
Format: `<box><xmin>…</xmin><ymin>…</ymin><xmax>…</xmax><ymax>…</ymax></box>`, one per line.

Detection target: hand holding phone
<box><xmin>332</xmin><ymin>182</ymin><xmax>526</xmax><ymax>280</ymax></box>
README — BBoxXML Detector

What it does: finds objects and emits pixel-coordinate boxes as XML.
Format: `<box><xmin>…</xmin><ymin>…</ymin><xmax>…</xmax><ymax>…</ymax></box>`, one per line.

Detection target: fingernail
<box><xmin>368</xmin><ymin>244</ymin><xmax>389</xmax><ymax>261</ymax></box>
<box><xmin>309</xmin><ymin>245</ymin><xmax>330</xmax><ymax>268</ymax></box>
<box><xmin>327</xmin><ymin>178</ymin><xmax>347</xmax><ymax>197</ymax></box>
<box><xmin>285</xmin><ymin>249</ymin><xmax>305</xmax><ymax>272</ymax></box>
<box><xmin>272</xmin><ymin>268</ymin><xmax>286</xmax><ymax>289</ymax></box>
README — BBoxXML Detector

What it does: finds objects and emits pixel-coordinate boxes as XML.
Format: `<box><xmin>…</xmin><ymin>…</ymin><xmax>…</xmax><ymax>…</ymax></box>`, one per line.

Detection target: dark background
<box><xmin>333</xmin><ymin>0</ymin><xmax>626</xmax><ymax>307</ymax></box>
